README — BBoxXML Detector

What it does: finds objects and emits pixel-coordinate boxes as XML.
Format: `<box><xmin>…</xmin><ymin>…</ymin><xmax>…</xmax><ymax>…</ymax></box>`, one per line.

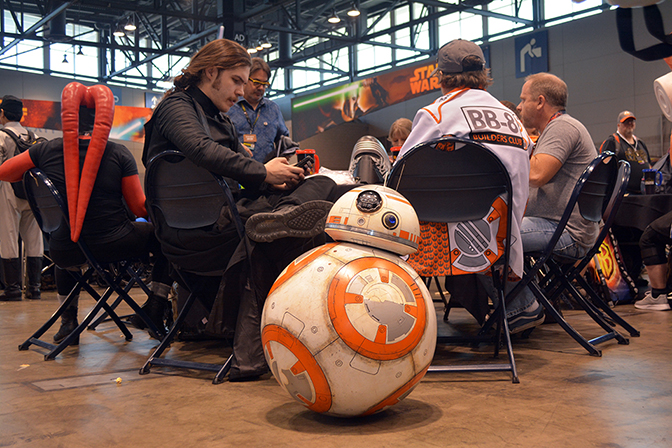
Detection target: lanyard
<box><xmin>241</xmin><ymin>103</ymin><xmax>261</xmax><ymax>133</ymax></box>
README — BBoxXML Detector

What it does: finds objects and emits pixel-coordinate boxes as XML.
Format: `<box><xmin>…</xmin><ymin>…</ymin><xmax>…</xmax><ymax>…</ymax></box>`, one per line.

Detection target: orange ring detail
<box><xmin>261</xmin><ymin>324</ymin><xmax>332</xmax><ymax>413</ymax></box>
<box><xmin>361</xmin><ymin>364</ymin><xmax>430</xmax><ymax>416</ymax></box>
<box><xmin>327</xmin><ymin>257</ymin><xmax>427</xmax><ymax>360</ymax></box>
<box><xmin>268</xmin><ymin>242</ymin><xmax>338</xmax><ymax>296</ymax></box>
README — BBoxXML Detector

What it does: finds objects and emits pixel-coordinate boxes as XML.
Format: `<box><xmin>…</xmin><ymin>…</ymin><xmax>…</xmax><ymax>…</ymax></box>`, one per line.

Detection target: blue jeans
<box><xmin>505</xmin><ymin>217</ymin><xmax>588</xmax><ymax>318</ymax></box>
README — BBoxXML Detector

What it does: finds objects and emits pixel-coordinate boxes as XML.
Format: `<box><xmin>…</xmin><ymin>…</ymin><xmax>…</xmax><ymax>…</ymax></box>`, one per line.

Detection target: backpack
<box><xmin>0</xmin><ymin>128</ymin><xmax>48</xmax><ymax>199</ymax></box>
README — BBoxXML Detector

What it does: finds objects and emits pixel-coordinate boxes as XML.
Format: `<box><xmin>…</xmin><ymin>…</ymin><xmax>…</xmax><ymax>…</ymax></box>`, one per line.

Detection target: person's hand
<box><xmin>243</xmin><ymin>145</ymin><xmax>253</xmax><ymax>157</ymax></box>
<box><xmin>264</xmin><ymin>157</ymin><xmax>304</xmax><ymax>190</ymax></box>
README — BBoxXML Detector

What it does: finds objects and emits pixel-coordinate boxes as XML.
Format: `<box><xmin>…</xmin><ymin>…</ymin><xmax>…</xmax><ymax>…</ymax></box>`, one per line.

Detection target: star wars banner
<box><xmin>291</xmin><ymin>59</ymin><xmax>442</xmax><ymax>142</ymax></box>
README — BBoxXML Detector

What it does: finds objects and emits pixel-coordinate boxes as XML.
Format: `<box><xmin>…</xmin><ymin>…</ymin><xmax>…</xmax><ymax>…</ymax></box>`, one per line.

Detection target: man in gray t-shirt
<box><xmin>508</xmin><ymin>73</ymin><xmax>598</xmax><ymax>334</ymax></box>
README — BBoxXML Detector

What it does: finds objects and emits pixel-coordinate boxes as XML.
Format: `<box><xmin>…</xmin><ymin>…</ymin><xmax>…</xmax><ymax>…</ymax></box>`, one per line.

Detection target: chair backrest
<box><xmin>576</xmin><ymin>151</ymin><xmax>619</xmax><ymax>223</ymax></box>
<box><xmin>539</xmin><ymin>152</ymin><xmax>618</xmax><ymax>260</ymax></box>
<box><xmin>387</xmin><ymin>136</ymin><xmax>511</xmax><ymax>223</ymax></box>
<box><xmin>23</xmin><ymin>168</ymin><xmax>68</xmax><ymax>234</ymax></box>
<box><xmin>386</xmin><ymin>136</ymin><xmax>514</xmax><ymax>279</ymax></box>
<box><xmin>572</xmin><ymin>159</ymin><xmax>630</xmax><ymax>272</ymax></box>
<box><xmin>145</xmin><ymin>150</ymin><xmax>245</xmax><ymax>239</ymax></box>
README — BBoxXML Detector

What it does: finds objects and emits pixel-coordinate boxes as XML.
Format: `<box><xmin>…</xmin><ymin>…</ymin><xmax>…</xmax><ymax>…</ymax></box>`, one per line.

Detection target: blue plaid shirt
<box><xmin>226</xmin><ymin>97</ymin><xmax>289</xmax><ymax>163</ymax></box>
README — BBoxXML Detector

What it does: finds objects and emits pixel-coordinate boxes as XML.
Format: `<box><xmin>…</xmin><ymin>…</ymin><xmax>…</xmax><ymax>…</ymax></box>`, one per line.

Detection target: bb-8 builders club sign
<box><xmin>291</xmin><ymin>45</ymin><xmax>491</xmax><ymax>141</ymax></box>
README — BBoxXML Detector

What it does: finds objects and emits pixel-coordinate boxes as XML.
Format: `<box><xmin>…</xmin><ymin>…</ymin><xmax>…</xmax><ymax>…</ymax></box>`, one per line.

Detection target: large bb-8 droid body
<box><xmin>261</xmin><ymin>185</ymin><xmax>437</xmax><ymax>417</ymax></box>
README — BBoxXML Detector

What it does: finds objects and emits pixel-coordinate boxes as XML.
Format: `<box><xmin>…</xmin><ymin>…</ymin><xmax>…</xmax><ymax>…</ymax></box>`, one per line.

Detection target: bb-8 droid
<box><xmin>261</xmin><ymin>185</ymin><xmax>437</xmax><ymax>417</ymax></box>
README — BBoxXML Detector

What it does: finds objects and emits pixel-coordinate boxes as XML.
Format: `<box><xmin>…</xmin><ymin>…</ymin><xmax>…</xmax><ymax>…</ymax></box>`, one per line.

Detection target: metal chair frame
<box><xmin>140</xmin><ymin>150</ymin><xmax>248</xmax><ymax>384</ymax></box>
<box><xmin>387</xmin><ymin>136</ymin><xmax>519</xmax><ymax>383</ymax></box>
<box><xmin>18</xmin><ymin>168</ymin><xmax>160</xmax><ymax>360</ymax></box>
<box><xmin>506</xmin><ymin>152</ymin><xmax>634</xmax><ymax>357</ymax></box>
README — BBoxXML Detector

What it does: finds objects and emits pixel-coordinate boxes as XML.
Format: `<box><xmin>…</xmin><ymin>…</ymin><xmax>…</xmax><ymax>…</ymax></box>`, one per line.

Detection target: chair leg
<box><xmin>87</xmin><ymin>263</ymin><xmax>150</xmax><ymax>330</ymax></box>
<box><xmin>530</xmin><ymin>282</ymin><xmax>602</xmax><ymax>357</ymax></box>
<box><xmin>18</xmin><ymin>269</ymin><xmax>93</xmax><ymax>352</ymax></box>
<box><xmin>140</xmin><ymin>289</ymin><xmax>197</xmax><ymax>375</ymax></box>
<box><xmin>576</xmin><ymin>275</ymin><xmax>640</xmax><ymax>337</ymax></box>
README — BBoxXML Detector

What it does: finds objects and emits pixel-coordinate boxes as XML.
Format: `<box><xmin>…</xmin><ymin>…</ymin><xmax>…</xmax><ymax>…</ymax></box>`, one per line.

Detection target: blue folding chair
<box><xmin>18</xmin><ymin>168</ymin><xmax>161</xmax><ymax>360</ymax></box>
<box><xmin>521</xmin><ymin>156</ymin><xmax>639</xmax><ymax>353</ymax></box>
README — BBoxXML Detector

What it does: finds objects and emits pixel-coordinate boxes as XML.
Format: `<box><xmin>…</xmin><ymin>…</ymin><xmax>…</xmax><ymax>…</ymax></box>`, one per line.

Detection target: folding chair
<box><xmin>506</xmin><ymin>152</ymin><xmax>632</xmax><ymax>357</ymax></box>
<box><xmin>18</xmin><ymin>169</ymin><xmax>162</xmax><ymax>360</ymax></box>
<box><xmin>387</xmin><ymin>136</ymin><xmax>519</xmax><ymax>383</ymax></box>
<box><xmin>522</xmin><ymin>156</ymin><xmax>639</xmax><ymax>354</ymax></box>
<box><xmin>140</xmin><ymin>150</ymin><xmax>247</xmax><ymax>384</ymax></box>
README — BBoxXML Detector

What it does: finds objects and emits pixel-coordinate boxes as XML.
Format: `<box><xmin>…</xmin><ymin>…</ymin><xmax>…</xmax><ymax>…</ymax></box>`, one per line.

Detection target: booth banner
<box><xmin>14</xmin><ymin>98</ymin><xmax>152</xmax><ymax>143</ymax></box>
<box><xmin>291</xmin><ymin>59</ymin><xmax>441</xmax><ymax>141</ymax></box>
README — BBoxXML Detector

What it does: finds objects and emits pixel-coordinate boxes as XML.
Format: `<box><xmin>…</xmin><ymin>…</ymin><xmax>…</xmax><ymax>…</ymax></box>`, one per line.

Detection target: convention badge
<box><xmin>243</xmin><ymin>133</ymin><xmax>257</xmax><ymax>151</ymax></box>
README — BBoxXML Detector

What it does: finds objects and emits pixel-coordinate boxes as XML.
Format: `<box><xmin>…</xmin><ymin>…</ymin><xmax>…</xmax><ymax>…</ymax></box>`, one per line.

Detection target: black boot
<box><xmin>128</xmin><ymin>294</ymin><xmax>169</xmax><ymax>337</ymax></box>
<box><xmin>0</xmin><ymin>258</ymin><xmax>22</xmax><ymax>301</ymax></box>
<box><xmin>53</xmin><ymin>306</ymin><xmax>79</xmax><ymax>345</ymax></box>
<box><xmin>24</xmin><ymin>257</ymin><xmax>42</xmax><ymax>300</ymax></box>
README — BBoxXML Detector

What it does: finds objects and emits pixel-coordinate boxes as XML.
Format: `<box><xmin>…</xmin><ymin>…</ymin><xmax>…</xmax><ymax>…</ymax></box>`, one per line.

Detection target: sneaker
<box><xmin>508</xmin><ymin>304</ymin><xmax>545</xmax><ymax>334</ymax></box>
<box><xmin>634</xmin><ymin>291</ymin><xmax>671</xmax><ymax>311</ymax></box>
<box><xmin>245</xmin><ymin>200</ymin><xmax>333</xmax><ymax>243</ymax></box>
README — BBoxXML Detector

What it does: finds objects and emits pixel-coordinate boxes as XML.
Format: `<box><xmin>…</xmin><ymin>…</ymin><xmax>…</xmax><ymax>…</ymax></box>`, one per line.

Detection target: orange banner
<box><xmin>7</xmin><ymin>98</ymin><xmax>152</xmax><ymax>143</ymax></box>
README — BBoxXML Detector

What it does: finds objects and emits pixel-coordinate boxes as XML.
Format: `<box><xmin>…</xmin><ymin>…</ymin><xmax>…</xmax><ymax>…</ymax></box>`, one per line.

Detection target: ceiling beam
<box><xmin>103</xmin><ymin>24</ymin><xmax>220</xmax><ymax>80</ymax></box>
<box><xmin>0</xmin><ymin>0</ymin><xmax>75</xmax><ymax>57</ymax></box>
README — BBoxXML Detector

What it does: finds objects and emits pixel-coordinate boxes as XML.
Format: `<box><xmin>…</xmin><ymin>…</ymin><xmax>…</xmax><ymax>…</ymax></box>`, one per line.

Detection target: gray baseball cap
<box><xmin>432</xmin><ymin>39</ymin><xmax>485</xmax><ymax>76</ymax></box>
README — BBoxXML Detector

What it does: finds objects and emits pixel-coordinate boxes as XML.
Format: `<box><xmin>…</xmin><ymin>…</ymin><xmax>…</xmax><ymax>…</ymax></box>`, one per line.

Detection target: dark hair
<box><xmin>0</xmin><ymin>95</ymin><xmax>23</xmax><ymax>121</ymax></box>
<box><xmin>167</xmin><ymin>39</ymin><xmax>251</xmax><ymax>95</ymax></box>
<box><xmin>438</xmin><ymin>56</ymin><xmax>492</xmax><ymax>90</ymax></box>
<box><xmin>525</xmin><ymin>73</ymin><xmax>567</xmax><ymax>109</ymax></box>
<box><xmin>500</xmin><ymin>100</ymin><xmax>521</xmax><ymax>119</ymax></box>
<box><xmin>250</xmin><ymin>57</ymin><xmax>271</xmax><ymax>79</ymax></box>
<box><xmin>79</xmin><ymin>106</ymin><xmax>96</xmax><ymax>134</ymax></box>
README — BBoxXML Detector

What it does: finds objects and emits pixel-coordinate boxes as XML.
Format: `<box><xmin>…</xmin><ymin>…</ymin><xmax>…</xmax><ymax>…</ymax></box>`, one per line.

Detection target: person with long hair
<box><xmin>143</xmin><ymin>38</ymin><xmax>343</xmax><ymax>381</ymax></box>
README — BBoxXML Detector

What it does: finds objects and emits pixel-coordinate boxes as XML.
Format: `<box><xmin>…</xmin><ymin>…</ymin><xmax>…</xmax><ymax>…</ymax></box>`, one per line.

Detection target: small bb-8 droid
<box><xmin>261</xmin><ymin>185</ymin><xmax>437</xmax><ymax>417</ymax></box>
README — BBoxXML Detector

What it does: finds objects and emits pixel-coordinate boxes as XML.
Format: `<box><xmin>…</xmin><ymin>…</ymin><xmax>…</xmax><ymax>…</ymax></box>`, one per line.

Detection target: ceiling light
<box><xmin>113</xmin><ymin>24</ymin><xmax>125</xmax><ymax>37</ymax></box>
<box><xmin>256</xmin><ymin>41</ymin><xmax>264</xmax><ymax>51</ymax></box>
<box><xmin>124</xmin><ymin>17</ymin><xmax>136</xmax><ymax>31</ymax></box>
<box><xmin>77</xmin><ymin>45</ymin><xmax>84</xmax><ymax>56</ymax></box>
<box><xmin>248</xmin><ymin>47</ymin><xmax>258</xmax><ymax>54</ymax></box>
<box><xmin>261</xmin><ymin>38</ymin><xmax>272</xmax><ymax>49</ymax></box>
<box><xmin>62</xmin><ymin>53</ymin><xmax>68</xmax><ymax>64</ymax></box>
<box><xmin>347</xmin><ymin>5</ymin><xmax>361</xmax><ymax>17</ymax></box>
<box><xmin>328</xmin><ymin>10</ymin><xmax>341</xmax><ymax>24</ymax></box>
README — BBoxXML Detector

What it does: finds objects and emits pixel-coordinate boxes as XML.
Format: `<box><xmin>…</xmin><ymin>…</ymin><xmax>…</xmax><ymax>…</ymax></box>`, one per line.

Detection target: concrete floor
<box><xmin>1</xmin><ymin>288</ymin><xmax>670</xmax><ymax>448</ymax></box>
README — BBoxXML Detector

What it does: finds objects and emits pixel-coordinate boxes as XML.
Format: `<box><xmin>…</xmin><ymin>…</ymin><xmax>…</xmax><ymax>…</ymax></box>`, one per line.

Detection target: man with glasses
<box><xmin>227</xmin><ymin>57</ymin><xmax>293</xmax><ymax>163</ymax></box>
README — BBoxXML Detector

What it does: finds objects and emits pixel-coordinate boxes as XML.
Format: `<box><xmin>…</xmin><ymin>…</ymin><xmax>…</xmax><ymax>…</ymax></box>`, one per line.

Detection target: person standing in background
<box><xmin>0</xmin><ymin>95</ymin><xmax>43</xmax><ymax>301</ymax></box>
<box><xmin>227</xmin><ymin>58</ymin><xmax>292</xmax><ymax>163</ymax></box>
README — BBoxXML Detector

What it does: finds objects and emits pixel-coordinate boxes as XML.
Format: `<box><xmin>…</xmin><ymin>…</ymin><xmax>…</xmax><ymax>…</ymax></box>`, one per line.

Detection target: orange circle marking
<box><xmin>262</xmin><ymin>325</ymin><xmax>332</xmax><ymax>413</ymax></box>
<box><xmin>327</xmin><ymin>257</ymin><xmax>427</xmax><ymax>360</ymax></box>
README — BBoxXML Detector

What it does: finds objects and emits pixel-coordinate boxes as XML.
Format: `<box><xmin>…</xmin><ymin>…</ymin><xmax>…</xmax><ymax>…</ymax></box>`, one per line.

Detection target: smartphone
<box><xmin>294</xmin><ymin>155</ymin><xmax>314</xmax><ymax>169</ymax></box>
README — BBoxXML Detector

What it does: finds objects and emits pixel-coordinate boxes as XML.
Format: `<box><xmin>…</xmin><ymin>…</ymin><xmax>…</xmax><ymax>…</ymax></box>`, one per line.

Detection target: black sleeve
<box><xmin>153</xmin><ymin>94</ymin><xmax>267</xmax><ymax>189</ymax></box>
<box><xmin>599</xmin><ymin>135</ymin><xmax>616</xmax><ymax>155</ymax></box>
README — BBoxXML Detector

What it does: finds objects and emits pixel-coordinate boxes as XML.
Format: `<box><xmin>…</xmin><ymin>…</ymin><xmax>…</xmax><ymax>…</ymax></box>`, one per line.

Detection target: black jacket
<box><xmin>143</xmin><ymin>87</ymin><xmax>267</xmax><ymax>193</ymax></box>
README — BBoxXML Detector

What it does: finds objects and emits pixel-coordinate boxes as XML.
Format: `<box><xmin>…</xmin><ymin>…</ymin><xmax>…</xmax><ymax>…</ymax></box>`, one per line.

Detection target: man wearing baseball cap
<box><xmin>599</xmin><ymin>110</ymin><xmax>651</xmax><ymax>193</ymax></box>
<box><xmin>0</xmin><ymin>95</ymin><xmax>44</xmax><ymax>301</ymax></box>
<box><xmin>395</xmin><ymin>39</ymin><xmax>533</xmax><ymax>325</ymax></box>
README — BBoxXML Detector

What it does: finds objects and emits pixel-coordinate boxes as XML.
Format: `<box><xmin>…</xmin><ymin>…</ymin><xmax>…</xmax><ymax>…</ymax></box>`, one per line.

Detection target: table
<box><xmin>613</xmin><ymin>194</ymin><xmax>672</xmax><ymax>231</ymax></box>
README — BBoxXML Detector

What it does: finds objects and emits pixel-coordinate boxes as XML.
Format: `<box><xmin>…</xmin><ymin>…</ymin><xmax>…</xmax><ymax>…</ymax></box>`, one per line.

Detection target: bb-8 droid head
<box><xmin>325</xmin><ymin>185</ymin><xmax>420</xmax><ymax>256</ymax></box>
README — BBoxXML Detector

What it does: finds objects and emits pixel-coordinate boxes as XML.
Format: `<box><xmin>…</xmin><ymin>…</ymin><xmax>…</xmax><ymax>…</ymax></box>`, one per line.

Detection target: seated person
<box><xmin>0</xmin><ymin>92</ymin><xmax>172</xmax><ymax>343</ymax></box>
<box><xmin>395</xmin><ymin>39</ymin><xmax>532</xmax><ymax>324</ymax></box>
<box><xmin>143</xmin><ymin>38</ymin><xmax>347</xmax><ymax>381</ymax></box>
<box><xmin>635</xmin><ymin>210</ymin><xmax>672</xmax><ymax>310</ymax></box>
<box><xmin>511</xmin><ymin>73</ymin><xmax>599</xmax><ymax>333</ymax></box>
<box><xmin>387</xmin><ymin>118</ymin><xmax>412</xmax><ymax>162</ymax></box>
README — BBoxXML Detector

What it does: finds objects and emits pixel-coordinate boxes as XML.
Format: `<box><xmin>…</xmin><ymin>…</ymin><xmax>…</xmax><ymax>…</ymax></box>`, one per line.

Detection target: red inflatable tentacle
<box><xmin>70</xmin><ymin>85</ymin><xmax>115</xmax><ymax>242</ymax></box>
<box><xmin>61</xmin><ymin>82</ymin><xmax>87</xmax><ymax>237</ymax></box>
